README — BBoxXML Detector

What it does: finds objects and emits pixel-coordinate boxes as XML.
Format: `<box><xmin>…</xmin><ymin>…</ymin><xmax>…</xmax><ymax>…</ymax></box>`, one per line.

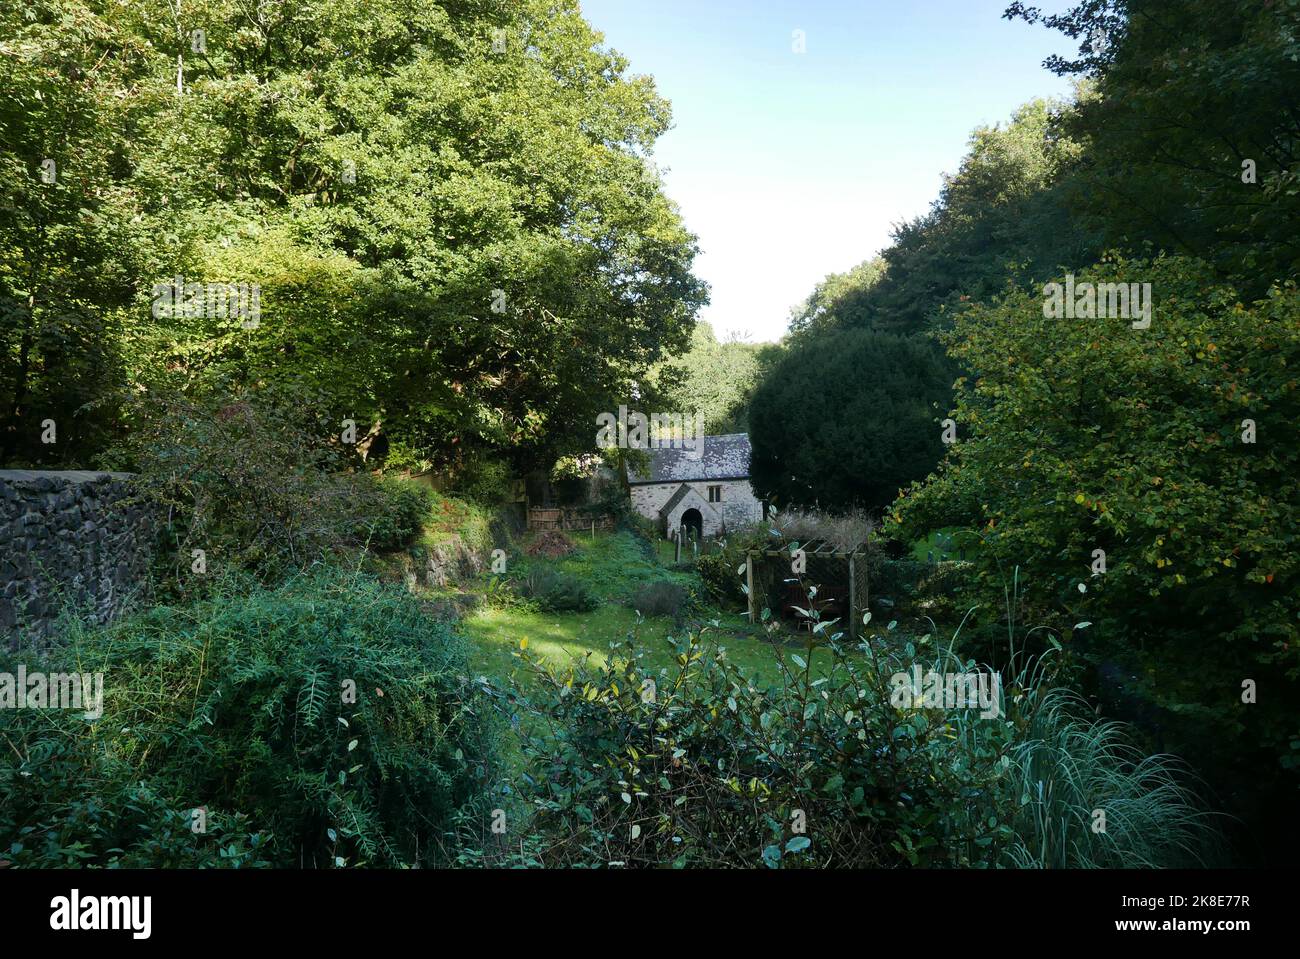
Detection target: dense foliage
<box><xmin>889</xmin><ymin>255</ymin><xmax>1300</xmax><ymax>832</ymax></box>
<box><xmin>651</xmin><ymin>323</ymin><xmax>781</xmax><ymax>435</ymax></box>
<box><xmin>113</xmin><ymin>388</ymin><xmax>432</xmax><ymax>589</ymax></box>
<box><xmin>496</xmin><ymin>614</ymin><xmax>1221</xmax><ymax>868</ymax></box>
<box><xmin>749</xmin><ymin>329</ymin><xmax>953</xmax><ymax>510</ymax></box>
<box><xmin>1008</xmin><ymin>0</ymin><xmax>1300</xmax><ymax>293</ymax></box>
<box><xmin>0</xmin><ymin>0</ymin><xmax>705</xmax><ymax>471</ymax></box>
<box><xmin>0</xmin><ymin>571</ymin><xmax>498</xmax><ymax>867</ymax></box>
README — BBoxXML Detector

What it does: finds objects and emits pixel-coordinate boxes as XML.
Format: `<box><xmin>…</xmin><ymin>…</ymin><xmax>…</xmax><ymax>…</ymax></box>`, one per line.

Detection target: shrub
<box><xmin>355</xmin><ymin>477</ymin><xmax>433</xmax><ymax>551</ymax></box>
<box><xmin>114</xmin><ymin>388</ymin><xmax>429</xmax><ymax>588</ymax></box>
<box><xmin>911</xmin><ymin>560</ymin><xmax>972</xmax><ymax>620</ymax></box>
<box><xmin>504</xmin><ymin>610</ymin><xmax>1223</xmax><ymax>868</ymax></box>
<box><xmin>693</xmin><ymin>523</ymin><xmax>772</xmax><ymax>605</ymax></box>
<box><xmin>489</xmin><ymin>505</ymin><xmax>527</xmax><ymax>548</ymax></box>
<box><xmin>864</xmin><ymin>555</ymin><xmax>928</xmax><ymax>614</ymax></box>
<box><xmin>450</xmin><ymin>451</ymin><xmax>513</xmax><ymax>506</ymax></box>
<box><xmin>627</xmin><ymin>580</ymin><xmax>691</xmax><ymax>623</ymax></box>
<box><xmin>517</xmin><ymin>568</ymin><xmax>598</xmax><ymax>613</ymax></box>
<box><xmin>0</xmin><ymin>570</ymin><xmax>498</xmax><ymax>868</ymax></box>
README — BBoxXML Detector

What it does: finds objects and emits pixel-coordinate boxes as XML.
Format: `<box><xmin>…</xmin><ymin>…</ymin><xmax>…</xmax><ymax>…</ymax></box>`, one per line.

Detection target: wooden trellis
<box><xmin>746</xmin><ymin>539</ymin><xmax>870</xmax><ymax>640</ymax></box>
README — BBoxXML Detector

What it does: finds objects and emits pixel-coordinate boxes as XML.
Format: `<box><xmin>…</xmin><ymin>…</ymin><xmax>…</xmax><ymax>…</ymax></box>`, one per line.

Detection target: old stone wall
<box><xmin>0</xmin><ymin>470</ymin><xmax>153</xmax><ymax>649</ymax></box>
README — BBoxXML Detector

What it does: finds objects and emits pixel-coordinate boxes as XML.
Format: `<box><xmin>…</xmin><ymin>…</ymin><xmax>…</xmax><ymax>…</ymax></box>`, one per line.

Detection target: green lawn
<box><xmin>511</xmin><ymin>529</ymin><xmax>697</xmax><ymax>603</ymax></box>
<box><xmin>457</xmin><ymin>529</ymin><xmax>868</xmax><ymax>691</ymax></box>
<box><xmin>460</xmin><ymin>603</ymin><xmax>830</xmax><ymax>692</ymax></box>
<box><xmin>446</xmin><ymin>528</ymin><xmax>900</xmax><ymax>790</ymax></box>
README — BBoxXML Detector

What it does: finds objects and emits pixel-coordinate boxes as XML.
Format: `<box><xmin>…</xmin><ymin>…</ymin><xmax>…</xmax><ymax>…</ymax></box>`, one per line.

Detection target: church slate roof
<box><xmin>627</xmin><ymin>433</ymin><xmax>753</xmax><ymax>485</ymax></box>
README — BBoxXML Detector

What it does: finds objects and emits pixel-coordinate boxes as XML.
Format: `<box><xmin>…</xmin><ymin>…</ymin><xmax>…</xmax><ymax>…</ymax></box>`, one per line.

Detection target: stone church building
<box><xmin>627</xmin><ymin>433</ymin><xmax>765</xmax><ymax>539</ymax></box>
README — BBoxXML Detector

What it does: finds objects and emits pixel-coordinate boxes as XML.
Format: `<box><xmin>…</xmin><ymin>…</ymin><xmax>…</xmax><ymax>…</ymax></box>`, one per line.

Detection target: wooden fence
<box><xmin>527</xmin><ymin>507</ymin><xmax>616</xmax><ymax>532</ymax></box>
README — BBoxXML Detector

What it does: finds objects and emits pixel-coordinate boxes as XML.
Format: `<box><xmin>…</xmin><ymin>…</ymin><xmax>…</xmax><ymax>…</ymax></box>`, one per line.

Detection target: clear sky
<box><xmin>578</xmin><ymin>0</ymin><xmax>1078</xmax><ymax>342</ymax></box>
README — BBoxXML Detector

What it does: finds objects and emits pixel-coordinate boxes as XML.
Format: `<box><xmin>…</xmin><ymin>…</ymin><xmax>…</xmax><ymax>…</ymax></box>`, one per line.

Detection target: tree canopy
<box><xmin>748</xmin><ymin>329</ymin><xmax>952</xmax><ymax>511</ymax></box>
<box><xmin>1</xmin><ymin>0</ymin><xmax>707</xmax><ymax>471</ymax></box>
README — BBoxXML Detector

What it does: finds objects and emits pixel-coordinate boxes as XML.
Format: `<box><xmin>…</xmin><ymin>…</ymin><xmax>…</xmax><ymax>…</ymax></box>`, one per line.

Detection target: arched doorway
<box><xmin>680</xmin><ymin>508</ymin><xmax>703</xmax><ymax>541</ymax></box>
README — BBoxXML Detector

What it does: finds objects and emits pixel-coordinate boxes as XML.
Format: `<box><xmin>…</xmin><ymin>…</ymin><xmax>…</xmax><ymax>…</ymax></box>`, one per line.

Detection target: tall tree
<box><xmin>748</xmin><ymin>329</ymin><xmax>953</xmax><ymax>512</ymax></box>
<box><xmin>1007</xmin><ymin>0</ymin><xmax>1300</xmax><ymax>290</ymax></box>
<box><xmin>1</xmin><ymin>0</ymin><xmax>707</xmax><ymax>473</ymax></box>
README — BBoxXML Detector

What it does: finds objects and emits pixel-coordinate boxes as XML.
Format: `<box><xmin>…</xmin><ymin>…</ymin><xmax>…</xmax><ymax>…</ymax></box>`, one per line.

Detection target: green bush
<box><xmin>627</xmin><ymin>580</ymin><xmax>691</xmax><ymax>623</ymax></box>
<box><xmin>503</xmin><ymin>612</ymin><xmax>1223</xmax><ymax>868</ymax></box>
<box><xmin>0</xmin><ymin>570</ymin><xmax>498</xmax><ymax>868</ymax></box>
<box><xmin>116</xmin><ymin>389</ymin><xmax>430</xmax><ymax>587</ymax></box>
<box><xmin>450</xmin><ymin>452</ymin><xmax>513</xmax><ymax>506</ymax></box>
<box><xmin>695</xmin><ymin>552</ymin><xmax>740</xmax><ymax>604</ymax></box>
<box><xmin>694</xmin><ymin>524</ymin><xmax>771</xmax><ymax>605</ymax></box>
<box><xmin>517</xmin><ymin>568</ymin><xmax>599</xmax><ymax>613</ymax></box>
<box><xmin>356</xmin><ymin>476</ymin><xmax>433</xmax><ymax>551</ymax></box>
<box><xmin>890</xmin><ymin>255</ymin><xmax>1300</xmax><ymax>822</ymax></box>
<box><xmin>865</xmin><ymin>555</ymin><xmax>929</xmax><ymax>614</ymax></box>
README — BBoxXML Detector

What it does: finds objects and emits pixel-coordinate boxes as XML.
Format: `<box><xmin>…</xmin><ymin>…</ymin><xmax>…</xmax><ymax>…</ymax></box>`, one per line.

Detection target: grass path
<box><xmin>459</xmin><ymin>603</ymin><xmax>829</xmax><ymax>692</ymax></box>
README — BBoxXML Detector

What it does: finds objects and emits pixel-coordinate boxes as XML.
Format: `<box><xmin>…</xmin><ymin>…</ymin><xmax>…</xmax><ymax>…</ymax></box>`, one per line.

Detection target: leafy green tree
<box><xmin>0</xmin><ymin>1</ymin><xmax>163</xmax><ymax>463</ymax></box>
<box><xmin>785</xmin><ymin>258</ymin><xmax>888</xmax><ymax>343</ymax></box>
<box><xmin>889</xmin><ymin>255</ymin><xmax>1300</xmax><ymax>808</ymax></box>
<box><xmin>749</xmin><ymin>329</ymin><xmax>953</xmax><ymax>511</ymax></box>
<box><xmin>1007</xmin><ymin>0</ymin><xmax>1300</xmax><ymax>292</ymax></box>
<box><xmin>651</xmin><ymin>322</ymin><xmax>778</xmax><ymax>435</ymax></box>
<box><xmin>2</xmin><ymin>0</ymin><xmax>707</xmax><ymax>473</ymax></box>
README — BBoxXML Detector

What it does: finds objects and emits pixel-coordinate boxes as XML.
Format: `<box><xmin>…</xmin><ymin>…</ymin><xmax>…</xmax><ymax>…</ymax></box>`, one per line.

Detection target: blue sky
<box><xmin>579</xmin><ymin>0</ymin><xmax>1079</xmax><ymax>342</ymax></box>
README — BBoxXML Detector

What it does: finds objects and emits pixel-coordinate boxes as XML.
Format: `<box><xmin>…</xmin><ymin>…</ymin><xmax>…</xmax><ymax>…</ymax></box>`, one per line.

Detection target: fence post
<box><xmin>746</xmin><ymin>550</ymin><xmax>756</xmax><ymax>623</ymax></box>
<box><xmin>849</xmin><ymin>552</ymin><xmax>857</xmax><ymax>641</ymax></box>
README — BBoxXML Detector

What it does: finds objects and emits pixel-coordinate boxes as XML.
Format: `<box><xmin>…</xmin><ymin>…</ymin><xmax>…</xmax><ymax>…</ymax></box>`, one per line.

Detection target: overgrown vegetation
<box><xmin>111</xmin><ymin>389</ymin><xmax>433</xmax><ymax>591</ymax></box>
<box><xmin>478</xmin><ymin>606</ymin><xmax>1223</xmax><ymax>868</ymax></box>
<box><xmin>0</xmin><ymin>571</ymin><xmax>498</xmax><ymax>868</ymax></box>
<box><xmin>517</xmin><ymin>568</ymin><xmax>599</xmax><ymax>613</ymax></box>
